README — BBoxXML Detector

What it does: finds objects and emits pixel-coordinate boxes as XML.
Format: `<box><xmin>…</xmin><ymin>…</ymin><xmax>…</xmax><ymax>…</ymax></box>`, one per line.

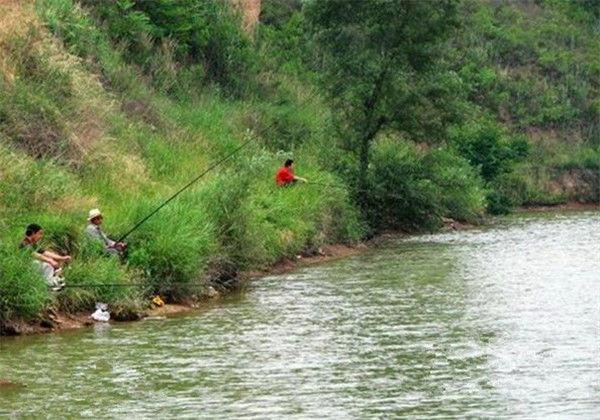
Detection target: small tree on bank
<box><xmin>306</xmin><ymin>0</ymin><xmax>459</xmax><ymax>207</ymax></box>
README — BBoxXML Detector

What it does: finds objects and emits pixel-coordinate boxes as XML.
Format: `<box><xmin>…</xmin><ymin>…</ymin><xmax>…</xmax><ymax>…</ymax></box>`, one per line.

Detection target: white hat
<box><xmin>87</xmin><ymin>208</ymin><xmax>102</xmax><ymax>221</ymax></box>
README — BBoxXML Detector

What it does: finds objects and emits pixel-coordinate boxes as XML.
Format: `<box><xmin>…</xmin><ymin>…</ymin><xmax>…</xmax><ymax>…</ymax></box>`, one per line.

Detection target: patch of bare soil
<box><xmin>0</xmin><ymin>311</ymin><xmax>93</xmax><ymax>336</ymax></box>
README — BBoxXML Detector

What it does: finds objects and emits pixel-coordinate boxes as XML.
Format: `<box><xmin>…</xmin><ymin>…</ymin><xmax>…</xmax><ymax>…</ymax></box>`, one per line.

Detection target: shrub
<box><xmin>365</xmin><ymin>140</ymin><xmax>443</xmax><ymax>232</ymax></box>
<box><xmin>253</xmin><ymin>103</ymin><xmax>313</xmax><ymax>151</ymax></box>
<box><xmin>260</xmin><ymin>0</ymin><xmax>303</xmax><ymax>29</ymax></box>
<box><xmin>78</xmin><ymin>0</ymin><xmax>256</xmax><ymax>95</ymax></box>
<box><xmin>486</xmin><ymin>171</ymin><xmax>529</xmax><ymax>214</ymax></box>
<box><xmin>423</xmin><ymin>147</ymin><xmax>486</xmax><ymax>222</ymax></box>
<box><xmin>449</xmin><ymin>119</ymin><xmax>528</xmax><ymax>182</ymax></box>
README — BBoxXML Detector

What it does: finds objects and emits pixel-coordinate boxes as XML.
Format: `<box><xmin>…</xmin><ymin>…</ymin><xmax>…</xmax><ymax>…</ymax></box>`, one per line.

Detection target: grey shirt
<box><xmin>85</xmin><ymin>223</ymin><xmax>115</xmax><ymax>248</ymax></box>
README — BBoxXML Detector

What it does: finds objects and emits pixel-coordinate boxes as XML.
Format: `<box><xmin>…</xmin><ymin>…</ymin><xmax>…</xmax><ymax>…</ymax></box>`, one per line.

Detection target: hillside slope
<box><xmin>0</xmin><ymin>0</ymin><xmax>597</xmax><ymax>326</ymax></box>
<box><xmin>0</xmin><ymin>0</ymin><xmax>361</xmax><ymax>325</ymax></box>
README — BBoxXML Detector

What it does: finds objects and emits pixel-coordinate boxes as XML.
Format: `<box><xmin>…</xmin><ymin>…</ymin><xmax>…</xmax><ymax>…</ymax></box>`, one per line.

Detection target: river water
<box><xmin>1</xmin><ymin>211</ymin><xmax>598</xmax><ymax>418</ymax></box>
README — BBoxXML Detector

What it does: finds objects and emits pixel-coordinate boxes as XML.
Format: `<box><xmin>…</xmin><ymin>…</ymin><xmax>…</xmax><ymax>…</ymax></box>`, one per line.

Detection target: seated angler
<box><xmin>19</xmin><ymin>223</ymin><xmax>70</xmax><ymax>291</ymax></box>
<box><xmin>85</xmin><ymin>208</ymin><xmax>127</xmax><ymax>256</ymax></box>
<box><xmin>275</xmin><ymin>159</ymin><xmax>307</xmax><ymax>187</ymax></box>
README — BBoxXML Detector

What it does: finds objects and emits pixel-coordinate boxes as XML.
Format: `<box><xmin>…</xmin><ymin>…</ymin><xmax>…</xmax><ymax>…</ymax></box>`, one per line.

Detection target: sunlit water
<box><xmin>1</xmin><ymin>211</ymin><xmax>598</xmax><ymax>418</ymax></box>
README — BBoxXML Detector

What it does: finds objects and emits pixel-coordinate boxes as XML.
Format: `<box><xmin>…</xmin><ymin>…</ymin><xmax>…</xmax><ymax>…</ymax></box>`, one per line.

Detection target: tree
<box><xmin>306</xmin><ymin>0</ymin><xmax>459</xmax><ymax>206</ymax></box>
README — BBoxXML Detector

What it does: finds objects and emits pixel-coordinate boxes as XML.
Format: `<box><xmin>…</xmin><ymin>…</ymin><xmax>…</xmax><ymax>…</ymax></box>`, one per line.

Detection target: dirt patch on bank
<box><xmin>0</xmin><ymin>311</ymin><xmax>93</xmax><ymax>336</ymax></box>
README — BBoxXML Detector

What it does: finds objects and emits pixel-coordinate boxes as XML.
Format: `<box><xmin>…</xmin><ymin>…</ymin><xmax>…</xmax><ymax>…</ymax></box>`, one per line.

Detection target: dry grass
<box><xmin>0</xmin><ymin>1</ymin><xmax>38</xmax><ymax>84</ymax></box>
<box><xmin>0</xmin><ymin>0</ymin><xmax>115</xmax><ymax>163</ymax></box>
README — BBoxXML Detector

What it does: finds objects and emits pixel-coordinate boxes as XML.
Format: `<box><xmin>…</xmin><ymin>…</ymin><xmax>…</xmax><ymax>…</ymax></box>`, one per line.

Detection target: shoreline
<box><xmin>517</xmin><ymin>201</ymin><xmax>599</xmax><ymax>213</ymax></box>
<box><xmin>1</xmin><ymin>202</ymin><xmax>598</xmax><ymax>337</ymax></box>
<box><xmin>0</xmin><ymin>243</ymin><xmax>368</xmax><ymax>337</ymax></box>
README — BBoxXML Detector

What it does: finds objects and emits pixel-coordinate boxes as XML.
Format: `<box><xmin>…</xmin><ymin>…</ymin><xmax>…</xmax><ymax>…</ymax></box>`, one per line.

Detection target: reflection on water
<box><xmin>1</xmin><ymin>211</ymin><xmax>598</xmax><ymax>417</ymax></box>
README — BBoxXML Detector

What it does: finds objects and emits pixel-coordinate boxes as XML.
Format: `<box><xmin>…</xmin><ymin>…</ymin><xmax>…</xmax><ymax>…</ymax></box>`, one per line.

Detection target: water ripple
<box><xmin>0</xmin><ymin>211</ymin><xmax>598</xmax><ymax>418</ymax></box>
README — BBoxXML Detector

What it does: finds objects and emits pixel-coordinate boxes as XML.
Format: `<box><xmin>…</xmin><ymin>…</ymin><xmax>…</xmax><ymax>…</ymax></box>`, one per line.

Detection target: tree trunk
<box><xmin>358</xmin><ymin>135</ymin><xmax>370</xmax><ymax>211</ymax></box>
<box><xmin>357</xmin><ymin>65</ymin><xmax>387</xmax><ymax>211</ymax></box>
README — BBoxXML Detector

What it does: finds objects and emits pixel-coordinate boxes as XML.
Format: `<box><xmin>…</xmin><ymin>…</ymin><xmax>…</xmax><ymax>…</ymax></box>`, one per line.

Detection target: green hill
<box><xmin>0</xmin><ymin>0</ymin><xmax>597</xmax><ymax>326</ymax></box>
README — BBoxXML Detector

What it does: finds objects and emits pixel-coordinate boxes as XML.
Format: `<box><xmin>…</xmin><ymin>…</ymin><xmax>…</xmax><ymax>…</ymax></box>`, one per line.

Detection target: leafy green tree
<box><xmin>306</xmin><ymin>0</ymin><xmax>459</xmax><ymax>205</ymax></box>
<box><xmin>449</xmin><ymin>119</ymin><xmax>529</xmax><ymax>182</ymax></box>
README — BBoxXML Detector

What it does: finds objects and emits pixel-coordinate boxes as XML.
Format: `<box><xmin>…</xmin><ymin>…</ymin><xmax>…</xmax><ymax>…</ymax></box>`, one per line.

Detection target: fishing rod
<box><xmin>300</xmin><ymin>180</ymin><xmax>407</xmax><ymax>201</ymax></box>
<box><xmin>116</xmin><ymin>137</ymin><xmax>255</xmax><ymax>243</ymax></box>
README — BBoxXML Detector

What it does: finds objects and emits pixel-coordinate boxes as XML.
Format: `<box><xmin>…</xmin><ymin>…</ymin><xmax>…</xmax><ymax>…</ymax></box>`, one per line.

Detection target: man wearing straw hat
<box><xmin>85</xmin><ymin>209</ymin><xmax>127</xmax><ymax>256</ymax></box>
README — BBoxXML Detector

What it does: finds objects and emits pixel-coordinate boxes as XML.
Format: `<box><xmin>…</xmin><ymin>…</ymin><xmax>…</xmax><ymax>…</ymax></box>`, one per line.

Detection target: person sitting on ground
<box><xmin>275</xmin><ymin>159</ymin><xmax>307</xmax><ymax>187</ymax></box>
<box><xmin>19</xmin><ymin>223</ymin><xmax>70</xmax><ymax>291</ymax></box>
<box><xmin>85</xmin><ymin>208</ymin><xmax>126</xmax><ymax>256</ymax></box>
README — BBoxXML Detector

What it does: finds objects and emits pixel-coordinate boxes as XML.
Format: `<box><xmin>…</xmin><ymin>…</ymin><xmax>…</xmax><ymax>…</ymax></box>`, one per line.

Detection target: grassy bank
<box><xmin>0</xmin><ymin>0</ymin><xmax>597</xmax><ymax>328</ymax></box>
<box><xmin>0</xmin><ymin>0</ymin><xmax>364</xmax><ymax>326</ymax></box>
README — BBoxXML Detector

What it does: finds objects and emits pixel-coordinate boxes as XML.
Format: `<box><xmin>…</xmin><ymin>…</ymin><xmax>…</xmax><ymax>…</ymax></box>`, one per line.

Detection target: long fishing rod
<box><xmin>61</xmin><ymin>182</ymin><xmax>405</xmax><ymax>290</ymax></box>
<box><xmin>302</xmin><ymin>180</ymin><xmax>405</xmax><ymax>200</ymax></box>
<box><xmin>117</xmin><ymin>137</ymin><xmax>255</xmax><ymax>243</ymax></box>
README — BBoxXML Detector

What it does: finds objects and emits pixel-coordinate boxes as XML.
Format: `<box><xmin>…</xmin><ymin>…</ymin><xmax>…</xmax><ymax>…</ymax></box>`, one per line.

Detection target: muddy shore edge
<box><xmin>0</xmin><ymin>243</ymin><xmax>368</xmax><ymax>337</ymax></box>
<box><xmin>2</xmin><ymin>203</ymin><xmax>597</xmax><ymax>337</ymax></box>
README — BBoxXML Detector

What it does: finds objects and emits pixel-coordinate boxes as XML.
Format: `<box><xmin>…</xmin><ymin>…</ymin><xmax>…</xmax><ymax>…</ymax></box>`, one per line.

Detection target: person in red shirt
<box><xmin>275</xmin><ymin>159</ymin><xmax>307</xmax><ymax>186</ymax></box>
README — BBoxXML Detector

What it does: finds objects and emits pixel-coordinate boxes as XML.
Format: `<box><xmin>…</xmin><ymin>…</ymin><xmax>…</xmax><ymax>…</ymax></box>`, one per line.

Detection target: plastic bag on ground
<box><xmin>91</xmin><ymin>302</ymin><xmax>110</xmax><ymax>322</ymax></box>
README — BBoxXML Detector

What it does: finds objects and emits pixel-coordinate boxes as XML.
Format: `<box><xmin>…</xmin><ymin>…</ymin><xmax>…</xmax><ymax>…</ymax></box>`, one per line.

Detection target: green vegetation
<box><xmin>306</xmin><ymin>0</ymin><xmax>459</xmax><ymax>203</ymax></box>
<box><xmin>0</xmin><ymin>0</ymin><xmax>597</xmax><ymax>327</ymax></box>
<box><xmin>0</xmin><ymin>243</ymin><xmax>51</xmax><ymax>322</ymax></box>
<box><xmin>364</xmin><ymin>139</ymin><xmax>486</xmax><ymax>231</ymax></box>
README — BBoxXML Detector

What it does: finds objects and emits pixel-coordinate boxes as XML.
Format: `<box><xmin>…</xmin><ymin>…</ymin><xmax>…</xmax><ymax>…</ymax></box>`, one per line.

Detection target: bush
<box><xmin>365</xmin><ymin>140</ymin><xmax>443</xmax><ymax>232</ymax></box>
<box><xmin>486</xmin><ymin>171</ymin><xmax>529</xmax><ymax>214</ymax></box>
<box><xmin>78</xmin><ymin>0</ymin><xmax>256</xmax><ymax>95</ymax></box>
<box><xmin>449</xmin><ymin>119</ymin><xmax>529</xmax><ymax>182</ymax></box>
<box><xmin>253</xmin><ymin>103</ymin><xmax>313</xmax><ymax>151</ymax></box>
<box><xmin>259</xmin><ymin>9</ymin><xmax>308</xmax><ymax>74</ymax></box>
<box><xmin>362</xmin><ymin>140</ymin><xmax>487</xmax><ymax>231</ymax></box>
<box><xmin>37</xmin><ymin>0</ymin><xmax>134</xmax><ymax>90</ymax></box>
<box><xmin>260</xmin><ymin>0</ymin><xmax>302</xmax><ymax>29</ymax></box>
<box><xmin>423</xmin><ymin>147</ymin><xmax>486</xmax><ymax>222</ymax></box>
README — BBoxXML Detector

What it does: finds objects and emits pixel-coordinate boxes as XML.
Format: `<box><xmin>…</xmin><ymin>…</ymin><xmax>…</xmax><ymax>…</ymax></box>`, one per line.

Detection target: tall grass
<box><xmin>54</xmin><ymin>234</ymin><xmax>145</xmax><ymax>319</ymax></box>
<box><xmin>0</xmin><ymin>241</ymin><xmax>51</xmax><ymax>323</ymax></box>
<box><xmin>0</xmin><ymin>20</ymin><xmax>363</xmax><ymax>320</ymax></box>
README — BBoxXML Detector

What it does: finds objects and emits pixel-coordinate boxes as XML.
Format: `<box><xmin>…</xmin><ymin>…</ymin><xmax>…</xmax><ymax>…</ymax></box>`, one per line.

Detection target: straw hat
<box><xmin>87</xmin><ymin>208</ymin><xmax>102</xmax><ymax>221</ymax></box>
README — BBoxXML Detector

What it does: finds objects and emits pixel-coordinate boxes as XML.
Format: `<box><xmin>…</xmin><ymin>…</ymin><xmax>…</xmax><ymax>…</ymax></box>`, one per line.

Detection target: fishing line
<box><xmin>116</xmin><ymin>137</ymin><xmax>255</xmax><ymax>243</ymax></box>
<box><xmin>62</xmin><ymin>281</ymin><xmax>214</xmax><ymax>289</ymax></box>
